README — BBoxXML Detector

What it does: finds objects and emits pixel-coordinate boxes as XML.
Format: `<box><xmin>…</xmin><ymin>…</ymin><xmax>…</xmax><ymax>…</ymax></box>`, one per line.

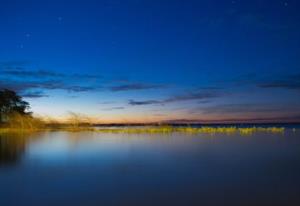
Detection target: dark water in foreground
<box><xmin>0</xmin><ymin>130</ymin><xmax>300</xmax><ymax>206</ymax></box>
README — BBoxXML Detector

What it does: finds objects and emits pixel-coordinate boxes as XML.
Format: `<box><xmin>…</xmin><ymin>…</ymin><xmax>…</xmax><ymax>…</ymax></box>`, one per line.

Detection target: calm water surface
<box><xmin>0</xmin><ymin>130</ymin><xmax>300</xmax><ymax>206</ymax></box>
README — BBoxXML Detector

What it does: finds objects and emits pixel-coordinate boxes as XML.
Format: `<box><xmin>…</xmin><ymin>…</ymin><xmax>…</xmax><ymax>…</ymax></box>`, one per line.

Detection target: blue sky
<box><xmin>1</xmin><ymin>0</ymin><xmax>300</xmax><ymax>123</ymax></box>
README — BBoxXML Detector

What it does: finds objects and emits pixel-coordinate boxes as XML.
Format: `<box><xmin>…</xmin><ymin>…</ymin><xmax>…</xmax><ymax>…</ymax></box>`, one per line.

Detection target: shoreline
<box><xmin>0</xmin><ymin>125</ymin><xmax>289</xmax><ymax>135</ymax></box>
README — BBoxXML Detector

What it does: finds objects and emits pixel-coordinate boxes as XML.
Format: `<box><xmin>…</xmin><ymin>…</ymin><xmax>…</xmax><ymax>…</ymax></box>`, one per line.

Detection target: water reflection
<box><xmin>0</xmin><ymin>132</ymin><xmax>28</xmax><ymax>166</ymax></box>
<box><xmin>0</xmin><ymin>130</ymin><xmax>299</xmax><ymax>206</ymax></box>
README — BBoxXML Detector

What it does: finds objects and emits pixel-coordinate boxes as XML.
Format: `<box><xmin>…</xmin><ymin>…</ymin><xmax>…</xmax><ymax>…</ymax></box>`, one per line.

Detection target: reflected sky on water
<box><xmin>0</xmin><ymin>130</ymin><xmax>300</xmax><ymax>206</ymax></box>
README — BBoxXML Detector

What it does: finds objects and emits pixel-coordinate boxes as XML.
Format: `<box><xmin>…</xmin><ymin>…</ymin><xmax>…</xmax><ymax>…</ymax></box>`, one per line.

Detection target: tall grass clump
<box><xmin>2</xmin><ymin>112</ymin><xmax>45</xmax><ymax>131</ymax></box>
<box><xmin>65</xmin><ymin>112</ymin><xmax>94</xmax><ymax>131</ymax></box>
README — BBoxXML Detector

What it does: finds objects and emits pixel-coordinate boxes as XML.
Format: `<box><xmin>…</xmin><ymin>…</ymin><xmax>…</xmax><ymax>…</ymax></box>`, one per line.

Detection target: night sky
<box><xmin>1</xmin><ymin>0</ymin><xmax>300</xmax><ymax>123</ymax></box>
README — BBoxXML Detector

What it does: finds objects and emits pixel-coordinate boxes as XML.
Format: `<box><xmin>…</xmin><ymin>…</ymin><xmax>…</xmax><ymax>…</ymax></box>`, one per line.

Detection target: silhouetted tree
<box><xmin>0</xmin><ymin>89</ymin><xmax>31</xmax><ymax>124</ymax></box>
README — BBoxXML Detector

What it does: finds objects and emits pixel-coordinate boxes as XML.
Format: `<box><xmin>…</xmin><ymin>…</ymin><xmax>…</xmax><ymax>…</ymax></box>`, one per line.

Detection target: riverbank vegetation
<box><xmin>94</xmin><ymin>126</ymin><xmax>285</xmax><ymax>135</ymax></box>
<box><xmin>0</xmin><ymin>123</ymin><xmax>286</xmax><ymax>135</ymax></box>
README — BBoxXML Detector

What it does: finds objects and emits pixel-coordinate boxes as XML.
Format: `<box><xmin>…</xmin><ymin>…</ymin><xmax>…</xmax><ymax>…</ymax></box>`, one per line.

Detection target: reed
<box><xmin>94</xmin><ymin>126</ymin><xmax>285</xmax><ymax>135</ymax></box>
<box><xmin>0</xmin><ymin>113</ymin><xmax>286</xmax><ymax>135</ymax></box>
<box><xmin>0</xmin><ymin>112</ymin><xmax>45</xmax><ymax>131</ymax></box>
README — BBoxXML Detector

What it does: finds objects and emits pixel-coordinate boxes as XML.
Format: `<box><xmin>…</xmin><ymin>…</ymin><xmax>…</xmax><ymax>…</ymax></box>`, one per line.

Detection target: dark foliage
<box><xmin>0</xmin><ymin>89</ymin><xmax>31</xmax><ymax>123</ymax></box>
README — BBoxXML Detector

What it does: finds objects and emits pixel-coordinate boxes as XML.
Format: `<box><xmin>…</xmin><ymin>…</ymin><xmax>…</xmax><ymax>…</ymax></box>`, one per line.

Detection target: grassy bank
<box><xmin>95</xmin><ymin>126</ymin><xmax>285</xmax><ymax>135</ymax></box>
<box><xmin>0</xmin><ymin>112</ymin><xmax>290</xmax><ymax>135</ymax></box>
<box><xmin>0</xmin><ymin>125</ymin><xmax>286</xmax><ymax>135</ymax></box>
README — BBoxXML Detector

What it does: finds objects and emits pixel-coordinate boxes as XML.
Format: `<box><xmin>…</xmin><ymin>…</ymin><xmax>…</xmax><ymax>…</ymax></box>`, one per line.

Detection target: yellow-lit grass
<box><xmin>94</xmin><ymin>126</ymin><xmax>285</xmax><ymax>135</ymax></box>
<box><xmin>0</xmin><ymin>113</ymin><xmax>45</xmax><ymax>132</ymax></box>
<box><xmin>96</xmin><ymin>126</ymin><xmax>174</xmax><ymax>134</ymax></box>
<box><xmin>0</xmin><ymin>125</ymin><xmax>285</xmax><ymax>135</ymax></box>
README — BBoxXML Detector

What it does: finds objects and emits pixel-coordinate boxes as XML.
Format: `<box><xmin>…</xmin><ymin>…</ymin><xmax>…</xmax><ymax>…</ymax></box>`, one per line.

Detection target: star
<box><xmin>58</xmin><ymin>16</ymin><xmax>63</xmax><ymax>21</ymax></box>
<box><xmin>25</xmin><ymin>33</ymin><xmax>31</xmax><ymax>38</ymax></box>
<box><xmin>284</xmin><ymin>2</ymin><xmax>288</xmax><ymax>6</ymax></box>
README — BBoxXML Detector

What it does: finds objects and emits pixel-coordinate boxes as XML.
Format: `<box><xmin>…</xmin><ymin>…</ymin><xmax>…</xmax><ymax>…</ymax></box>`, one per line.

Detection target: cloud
<box><xmin>200</xmin><ymin>104</ymin><xmax>284</xmax><ymax>114</ymax></box>
<box><xmin>0</xmin><ymin>62</ymin><xmax>101</xmax><ymax>81</ymax></box>
<box><xmin>259</xmin><ymin>82</ymin><xmax>300</xmax><ymax>90</ymax></box>
<box><xmin>2</xmin><ymin>69</ymin><xmax>64</xmax><ymax>78</ymax></box>
<box><xmin>128</xmin><ymin>90</ymin><xmax>222</xmax><ymax>106</ymax></box>
<box><xmin>164</xmin><ymin>91</ymin><xmax>220</xmax><ymax>103</ymax></box>
<box><xmin>128</xmin><ymin>100</ymin><xmax>162</xmax><ymax>106</ymax></box>
<box><xmin>0</xmin><ymin>79</ymin><xmax>97</xmax><ymax>93</ymax></box>
<box><xmin>102</xmin><ymin>107</ymin><xmax>125</xmax><ymax>111</ymax></box>
<box><xmin>109</xmin><ymin>83</ymin><xmax>167</xmax><ymax>92</ymax></box>
<box><xmin>162</xmin><ymin>115</ymin><xmax>300</xmax><ymax>124</ymax></box>
<box><xmin>257</xmin><ymin>74</ymin><xmax>300</xmax><ymax>90</ymax></box>
<box><xmin>64</xmin><ymin>85</ymin><xmax>96</xmax><ymax>92</ymax></box>
<box><xmin>1</xmin><ymin>61</ymin><xmax>171</xmax><ymax>97</ymax></box>
<box><xmin>197</xmin><ymin>100</ymin><xmax>212</xmax><ymax>104</ymax></box>
<box><xmin>228</xmin><ymin>73</ymin><xmax>300</xmax><ymax>91</ymax></box>
<box><xmin>21</xmin><ymin>91</ymin><xmax>49</xmax><ymax>98</ymax></box>
<box><xmin>0</xmin><ymin>61</ymin><xmax>102</xmax><ymax>95</ymax></box>
<box><xmin>1</xmin><ymin>67</ymin><xmax>101</xmax><ymax>80</ymax></box>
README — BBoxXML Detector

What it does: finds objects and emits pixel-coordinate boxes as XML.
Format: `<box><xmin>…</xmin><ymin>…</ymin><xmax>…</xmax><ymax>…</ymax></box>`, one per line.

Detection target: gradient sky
<box><xmin>1</xmin><ymin>0</ymin><xmax>300</xmax><ymax>123</ymax></box>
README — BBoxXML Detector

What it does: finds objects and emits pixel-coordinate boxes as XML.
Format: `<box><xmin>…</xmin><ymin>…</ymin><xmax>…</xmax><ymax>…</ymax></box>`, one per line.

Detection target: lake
<box><xmin>1</xmin><ymin>129</ymin><xmax>300</xmax><ymax>206</ymax></box>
